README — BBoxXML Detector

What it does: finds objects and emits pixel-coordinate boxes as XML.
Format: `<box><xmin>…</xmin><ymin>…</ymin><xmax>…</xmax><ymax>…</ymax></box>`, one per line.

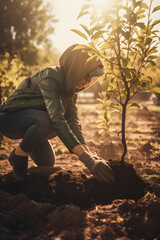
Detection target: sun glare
<box><xmin>92</xmin><ymin>0</ymin><xmax>110</xmax><ymax>8</ymax></box>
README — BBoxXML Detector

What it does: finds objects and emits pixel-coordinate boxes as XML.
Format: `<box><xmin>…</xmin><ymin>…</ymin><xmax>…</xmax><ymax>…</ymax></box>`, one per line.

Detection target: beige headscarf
<box><xmin>59</xmin><ymin>44</ymin><xmax>103</xmax><ymax>92</ymax></box>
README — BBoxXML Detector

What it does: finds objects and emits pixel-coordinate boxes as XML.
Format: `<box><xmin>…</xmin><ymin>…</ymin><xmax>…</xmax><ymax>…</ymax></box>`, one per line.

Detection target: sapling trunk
<box><xmin>120</xmin><ymin>76</ymin><xmax>130</xmax><ymax>164</ymax></box>
<box><xmin>121</xmin><ymin>104</ymin><xmax>128</xmax><ymax>164</ymax></box>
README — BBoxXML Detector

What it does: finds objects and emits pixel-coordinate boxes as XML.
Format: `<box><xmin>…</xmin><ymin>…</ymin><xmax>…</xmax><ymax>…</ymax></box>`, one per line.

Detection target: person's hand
<box><xmin>79</xmin><ymin>152</ymin><xmax>115</xmax><ymax>183</ymax></box>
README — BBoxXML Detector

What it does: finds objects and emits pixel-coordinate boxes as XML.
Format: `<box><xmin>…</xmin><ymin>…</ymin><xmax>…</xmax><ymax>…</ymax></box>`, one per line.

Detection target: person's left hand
<box><xmin>79</xmin><ymin>152</ymin><xmax>115</xmax><ymax>183</ymax></box>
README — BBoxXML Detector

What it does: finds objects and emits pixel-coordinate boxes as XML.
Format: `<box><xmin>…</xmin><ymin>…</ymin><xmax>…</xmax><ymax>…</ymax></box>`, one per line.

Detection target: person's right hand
<box><xmin>79</xmin><ymin>152</ymin><xmax>115</xmax><ymax>183</ymax></box>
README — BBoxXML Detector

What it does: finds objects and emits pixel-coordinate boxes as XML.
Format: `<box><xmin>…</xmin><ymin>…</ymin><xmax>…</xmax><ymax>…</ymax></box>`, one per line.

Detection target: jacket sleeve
<box><xmin>39</xmin><ymin>78</ymin><xmax>80</xmax><ymax>152</ymax></box>
<box><xmin>65</xmin><ymin>95</ymin><xmax>86</xmax><ymax>145</ymax></box>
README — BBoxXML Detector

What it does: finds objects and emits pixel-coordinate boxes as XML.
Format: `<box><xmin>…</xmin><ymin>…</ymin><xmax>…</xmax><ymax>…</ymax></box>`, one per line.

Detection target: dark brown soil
<box><xmin>0</xmin><ymin>161</ymin><xmax>146</xmax><ymax>210</ymax></box>
<box><xmin>0</xmin><ymin>105</ymin><xmax>160</xmax><ymax>240</ymax></box>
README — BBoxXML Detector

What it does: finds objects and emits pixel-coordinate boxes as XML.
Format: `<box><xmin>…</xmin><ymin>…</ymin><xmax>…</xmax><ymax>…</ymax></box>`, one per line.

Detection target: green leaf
<box><xmin>150</xmin><ymin>87</ymin><xmax>160</xmax><ymax>94</ymax></box>
<box><xmin>137</xmin><ymin>14</ymin><xmax>146</xmax><ymax>19</ymax></box>
<box><xmin>98</xmin><ymin>73</ymin><xmax>106</xmax><ymax>84</ymax></box>
<box><xmin>91</xmin><ymin>24</ymin><xmax>105</xmax><ymax>33</ymax></box>
<box><xmin>111</xmin><ymin>110</ymin><xmax>121</xmax><ymax>115</ymax></box>
<box><xmin>122</xmin><ymin>68</ymin><xmax>132</xmax><ymax>79</ymax></box>
<box><xmin>140</xmin><ymin>2</ymin><xmax>148</xmax><ymax>9</ymax></box>
<box><xmin>136</xmin><ymin>43</ymin><xmax>144</xmax><ymax>52</ymax></box>
<box><xmin>86</xmin><ymin>54</ymin><xmax>98</xmax><ymax>63</ymax></box>
<box><xmin>81</xmin><ymin>3</ymin><xmax>90</xmax><ymax>11</ymax></box>
<box><xmin>71</xmin><ymin>29</ymin><xmax>88</xmax><ymax>40</ymax></box>
<box><xmin>147</xmin><ymin>55</ymin><xmax>158</xmax><ymax>61</ymax></box>
<box><xmin>138</xmin><ymin>57</ymin><xmax>143</xmax><ymax>66</ymax></box>
<box><xmin>127</xmin><ymin>103</ymin><xmax>140</xmax><ymax>109</ymax></box>
<box><xmin>147</xmin><ymin>47</ymin><xmax>158</xmax><ymax>55</ymax></box>
<box><xmin>129</xmin><ymin>13</ymin><xmax>137</xmax><ymax>24</ymax></box>
<box><xmin>135</xmin><ymin>1</ymin><xmax>143</xmax><ymax>8</ymax></box>
<box><xmin>144</xmin><ymin>76</ymin><xmax>153</xmax><ymax>82</ymax></box>
<box><xmin>121</xmin><ymin>58</ymin><xmax>128</xmax><ymax>67</ymax></box>
<box><xmin>80</xmin><ymin>24</ymin><xmax>90</xmax><ymax>35</ymax></box>
<box><xmin>101</xmin><ymin>42</ymin><xmax>113</xmax><ymax>50</ymax></box>
<box><xmin>121</xmin><ymin>31</ymin><xmax>130</xmax><ymax>40</ymax></box>
<box><xmin>92</xmin><ymin>30</ymin><xmax>106</xmax><ymax>40</ymax></box>
<box><xmin>98</xmin><ymin>129</ymin><xmax>105</xmax><ymax>135</ymax></box>
<box><xmin>146</xmin><ymin>61</ymin><xmax>156</xmax><ymax>68</ymax></box>
<box><xmin>137</xmin><ymin>34</ymin><xmax>145</xmax><ymax>41</ymax></box>
<box><xmin>135</xmin><ymin>22</ymin><xmax>146</xmax><ymax>29</ymax></box>
<box><xmin>136</xmin><ymin>8</ymin><xmax>145</xmax><ymax>15</ymax></box>
<box><xmin>97</xmin><ymin>98</ymin><xmax>104</xmax><ymax>104</ymax></box>
<box><xmin>72</xmin><ymin>44</ymin><xmax>88</xmax><ymax>50</ymax></box>
<box><xmin>132</xmin><ymin>26</ymin><xmax>139</xmax><ymax>36</ymax></box>
<box><xmin>77</xmin><ymin>11</ymin><xmax>89</xmax><ymax>20</ymax></box>
<box><xmin>73</xmin><ymin>44</ymin><xmax>94</xmax><ymax>52</ymax></box>
<box><xmin>151</xmin><ymin>30</ymin><xmax>159</xmax><ymax>35</ymax></box>
<box><xmin>152</xmin><ymin>6</ymin><xmax>160</xmax><ymax>13</ymax></box>
<box><xmin>152</xmin><ymin>19</ymin><xmax>160</xmax><ymax>27</ymax></box>
<box><xmin>109</xmin><ymin>103</ymin><xmax>120</xmax><ymax>109</ymax></box>
<box><xmin>145</xmin><ymin>37</ymin><xmax>152</xmax><ymax>45</ymax></box>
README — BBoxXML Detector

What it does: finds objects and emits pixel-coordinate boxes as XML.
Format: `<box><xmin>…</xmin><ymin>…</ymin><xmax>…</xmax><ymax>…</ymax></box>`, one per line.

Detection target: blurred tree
<box><xmin>0</xmin><ymin>0</ymin><xmax>57</xmax><ymax>65</ymax></box>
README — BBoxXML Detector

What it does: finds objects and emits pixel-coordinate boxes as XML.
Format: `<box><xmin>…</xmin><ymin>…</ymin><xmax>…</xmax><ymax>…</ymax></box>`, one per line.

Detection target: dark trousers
<box><xmin>0</xmin><ymin>109</ymin><xmax>56</xmax><ymax>166</ymax></box>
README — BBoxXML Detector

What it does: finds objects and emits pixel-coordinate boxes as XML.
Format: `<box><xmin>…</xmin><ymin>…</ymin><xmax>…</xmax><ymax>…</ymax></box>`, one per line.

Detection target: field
<box><xmin>0</xmin><ymin>103</ymin><xmax>160</xmax><ymax>240</ymax></box>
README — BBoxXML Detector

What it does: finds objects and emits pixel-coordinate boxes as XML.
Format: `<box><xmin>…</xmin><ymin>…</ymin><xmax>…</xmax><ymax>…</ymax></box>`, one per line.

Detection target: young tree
<box><xmin>72</xmin><ymin>0</ymin><xmax>160</xmax><ymax>163</ymax></box>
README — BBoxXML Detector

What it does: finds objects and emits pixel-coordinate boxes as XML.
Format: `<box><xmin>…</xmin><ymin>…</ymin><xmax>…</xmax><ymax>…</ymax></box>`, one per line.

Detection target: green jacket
<box><xmin>0</xmin><ymin>44</ymin><xmax>103</xmax><ymax>152</ymax></box>
<box><xmin>0</xmin><ymin>66</ymin><xmax>85</xmax><ymax>151</ymax></box>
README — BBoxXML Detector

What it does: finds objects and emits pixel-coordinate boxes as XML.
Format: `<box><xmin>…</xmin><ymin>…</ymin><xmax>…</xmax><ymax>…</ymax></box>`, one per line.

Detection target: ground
<box><xmin>0</xmin><ymin>103</ymin><xmax>160</xmax><ymax>240</ymax></box>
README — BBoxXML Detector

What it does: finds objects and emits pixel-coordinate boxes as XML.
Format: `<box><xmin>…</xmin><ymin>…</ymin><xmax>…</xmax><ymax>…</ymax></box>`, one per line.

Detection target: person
<box><xmin>0</xmin><ymin>44</ymin><xmax>115</xmax><ymax>183</ymax></box>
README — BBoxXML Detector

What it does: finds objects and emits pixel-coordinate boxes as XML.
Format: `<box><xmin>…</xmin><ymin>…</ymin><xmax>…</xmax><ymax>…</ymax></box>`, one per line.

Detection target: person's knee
<box><xmin>30</xmin><ymin>151</ymin><xmax>56</xmax><ymax>167</ymax></box>
<box><xmin>44</xmin><ymin>157</ymin><xmax>55</xmax><ymax>166</ymax></box>
<box><xmin>29</xmin><ymin>112</ymin><xmax>52</xmax><ymax>134</ymax></box>
<box><xmin>29</xmin><ymin>139</ymin><xmax>56</xmax><ymax>166</ymax></box>
<box><xmin>36</xmin><ymin>112</ymin><xmax>52</xmax><ymax>130</ymax></box>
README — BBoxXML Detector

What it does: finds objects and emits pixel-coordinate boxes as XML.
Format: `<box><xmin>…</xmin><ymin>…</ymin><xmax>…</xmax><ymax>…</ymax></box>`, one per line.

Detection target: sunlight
<box><xmin>46</xmin><ymin>0</ymin><xmax>160</xmax><ymax>53</ymax></box>
<box><xmin>92</xmin><ymin>0</ymin><xmax>110</xmax><ymax>8</ymax></box>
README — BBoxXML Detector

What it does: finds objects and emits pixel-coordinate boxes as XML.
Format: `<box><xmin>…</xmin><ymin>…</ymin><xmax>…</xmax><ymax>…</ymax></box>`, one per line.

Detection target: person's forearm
<box><xmin>72</xmin><ymin>144</ymin><xmax>86</xmax><ymax>157</ymax></box>
<box><xmin>81</xmin><ymin>144</ymin><xmax>90</xmax><ymax>152</ymax></box>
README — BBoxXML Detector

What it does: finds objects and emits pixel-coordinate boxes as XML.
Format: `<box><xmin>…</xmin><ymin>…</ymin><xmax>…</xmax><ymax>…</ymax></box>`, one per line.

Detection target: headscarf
<box><xmin>59</xmin><ymin>44</ymin><xmax>104</xmax><ymax>92</ymax></box>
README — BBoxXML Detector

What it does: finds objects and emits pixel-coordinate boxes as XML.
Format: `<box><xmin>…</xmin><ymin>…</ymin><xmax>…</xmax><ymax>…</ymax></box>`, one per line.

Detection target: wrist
<box><xmin>79</xmin><ymin>151</ymin><xmax>94</xmax><ymax>169</ymax></box>
<box><xmin>81</xmin><ymin>144</ymin><xmax>90</xmax><ymax>152</ymax></box>
<box><xmin>72</xmin><ymin>144</ymin><xmax>85</xmax><ymax>157</ymax></box>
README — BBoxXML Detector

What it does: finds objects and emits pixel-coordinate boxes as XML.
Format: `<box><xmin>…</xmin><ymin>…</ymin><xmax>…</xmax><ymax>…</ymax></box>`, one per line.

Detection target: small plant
<box><xmin>0</xmin><ymin>53</ymin><xmax>24</xmax><ymax>104</ymax></box>
<box><xmin>72</xmin><ymin>0</ymin><xmax>160</xmax><ymax>163</ymax></box>
<box><xmin>0</xmin><ymin>53</ymin><xmax>25</xmax><ymax>146</ymax></box>
<box><xmin>53</xmin><ymin>144</ymin><xmax>69</xmax><ymax>154</ymax></box>
<box><xmin>95</xmin><ymin>93</ymin><xmax>112</xmax><ymax>135</ymax></box>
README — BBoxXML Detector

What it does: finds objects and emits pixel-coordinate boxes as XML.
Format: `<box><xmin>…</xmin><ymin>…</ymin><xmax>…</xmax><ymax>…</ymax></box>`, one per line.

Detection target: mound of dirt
<box><xmin>117</xmin><ymin>193</ymin><xmax>160</xmax><ymax>239</ymax></box>
<box><xmin>0</xmin><ymin>161</ymin><xmax>146</xmax><ymax>209</ymax></box>
<box><xmin>139</xmin><ymin>142</ymin><xmax>153</xmax><ymax>155</ymax></box>
<box><xmin>1</xmin><ymin>189</ymin><xmax>160</xmax><ymax>240</ymax></box>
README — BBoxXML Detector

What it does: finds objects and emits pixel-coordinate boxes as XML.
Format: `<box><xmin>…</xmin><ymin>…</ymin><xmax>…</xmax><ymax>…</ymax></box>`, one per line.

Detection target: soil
<box><xmin>0</xmin><ymin>104</ymin><xmax>160</xmax><ymax>240</ymax></box>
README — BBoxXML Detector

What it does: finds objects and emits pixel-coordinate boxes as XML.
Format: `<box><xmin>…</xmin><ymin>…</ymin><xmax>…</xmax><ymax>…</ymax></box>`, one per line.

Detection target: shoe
<box><xmin>8</xmin><ymin>149</ymin><xmax>29</xmax><ymax>179</ymax></box>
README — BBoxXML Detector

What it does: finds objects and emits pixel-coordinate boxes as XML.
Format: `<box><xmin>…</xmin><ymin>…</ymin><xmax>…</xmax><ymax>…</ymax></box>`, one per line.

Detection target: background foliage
<box><xmin>0</xmin><ymin>0</ymin><xmax>57</xmax><ymax>65</ymax></box>
<box><xmin>0</xmin><ymin>0</ymin><xmax>59</xmax><ymax>145</ymax></box>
